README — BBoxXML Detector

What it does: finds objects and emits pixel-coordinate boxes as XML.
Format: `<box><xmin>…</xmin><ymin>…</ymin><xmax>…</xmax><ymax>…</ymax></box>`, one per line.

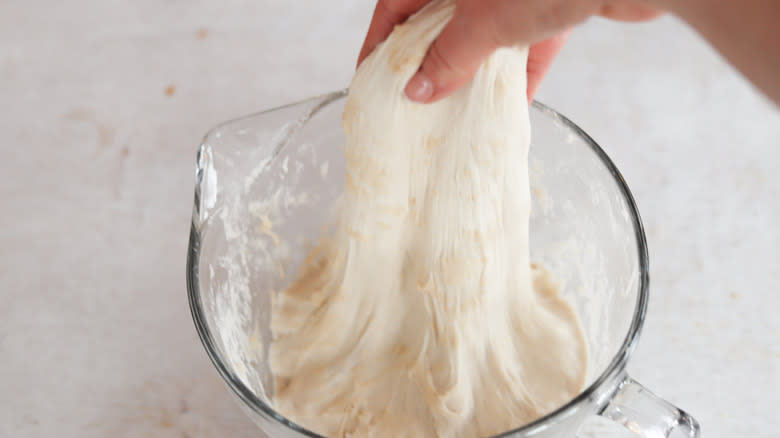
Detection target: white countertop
<box><xmin>1</xmin><ymin>1</ymin><xmax>778</xmax><ymax>437</ymax></box>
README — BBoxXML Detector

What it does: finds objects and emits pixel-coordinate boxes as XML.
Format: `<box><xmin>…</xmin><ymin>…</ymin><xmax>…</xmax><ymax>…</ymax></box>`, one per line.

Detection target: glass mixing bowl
<box><xmin>186</xmin><ymin>90</ymin><xmax>700</xmax><ymax>438</ymax></box>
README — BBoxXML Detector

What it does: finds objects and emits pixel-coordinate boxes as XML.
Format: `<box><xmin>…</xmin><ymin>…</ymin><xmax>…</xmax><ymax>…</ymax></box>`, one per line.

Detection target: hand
<box><xmin>357</xmin><ymin>0</ymin><xmax>661</xmax><ymax>103</ymax></box>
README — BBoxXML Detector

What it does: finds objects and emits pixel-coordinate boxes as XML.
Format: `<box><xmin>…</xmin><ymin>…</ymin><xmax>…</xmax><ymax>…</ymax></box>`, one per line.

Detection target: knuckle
<box><xmin>462</xmin><ymin>0</ymin><xmax>514</xmax><ymax>47</ymax></box>
<box><xmin>427</xmin><ymin>41</ymin><xmax>461</xmax><ymax>76</ymax></box>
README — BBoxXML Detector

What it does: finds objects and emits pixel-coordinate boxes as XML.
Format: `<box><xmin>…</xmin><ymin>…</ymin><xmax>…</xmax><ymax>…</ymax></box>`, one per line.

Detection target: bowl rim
<box><xmin>186</xmin><ymin>90</ymin><xmax>650</xmax><ymax>437</ymax></box>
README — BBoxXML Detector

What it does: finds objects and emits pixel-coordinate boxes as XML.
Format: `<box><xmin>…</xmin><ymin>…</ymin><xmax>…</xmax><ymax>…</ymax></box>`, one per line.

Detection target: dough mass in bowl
<box><xmin>268</xmin><ymin>1</ymin><xmax>587</xmax><ymax>436</ymax></box>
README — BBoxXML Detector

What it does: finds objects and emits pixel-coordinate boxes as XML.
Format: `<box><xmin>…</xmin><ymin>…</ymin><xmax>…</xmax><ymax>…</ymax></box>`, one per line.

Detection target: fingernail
<box><xmin>405</xmin><ymin>71</ymin><xmax>434</xmax><ymax>102</ymax></box>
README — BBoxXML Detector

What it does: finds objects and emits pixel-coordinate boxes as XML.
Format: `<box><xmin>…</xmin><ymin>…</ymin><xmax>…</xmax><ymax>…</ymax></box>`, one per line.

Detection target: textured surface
<box><xmin>1</xmin><ymin>1</ymin><xmax>777</xmax><ymax>437</ymax></box>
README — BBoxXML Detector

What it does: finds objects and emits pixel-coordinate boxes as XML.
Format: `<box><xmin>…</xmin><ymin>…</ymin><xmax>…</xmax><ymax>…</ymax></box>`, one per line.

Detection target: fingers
<box><xmin>394</xmin><ymin>0</ymin><xmax>661</xmax><ymax>104</ymax></box>
<box><xmin>358</xmin><ymin>0</ymin><xmax>432</xmax><ymax>67</ymax></box>
<box><xmin>405</xmin><ymin>10</ymin><xmax>499</xmax><ymax>103</ymax></box>
<box><xmin>526</xmin><ymin>30</ymin><xmax>572</xmax><ymax>102</ymax></box>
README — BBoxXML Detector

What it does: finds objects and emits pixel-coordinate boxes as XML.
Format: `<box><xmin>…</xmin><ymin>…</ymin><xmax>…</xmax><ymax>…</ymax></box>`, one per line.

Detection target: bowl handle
<box><xmin>598</xmin><ymin>375</ymin><xmax>700</xmax><ymax>437</ymax></box>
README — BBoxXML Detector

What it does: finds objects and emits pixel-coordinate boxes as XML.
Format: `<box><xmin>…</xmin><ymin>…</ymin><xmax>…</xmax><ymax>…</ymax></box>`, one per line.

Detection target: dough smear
<box><xmin>269</xmin><ymin>1</ymin><xmax>587</xmax><ymax>436</ymax></box>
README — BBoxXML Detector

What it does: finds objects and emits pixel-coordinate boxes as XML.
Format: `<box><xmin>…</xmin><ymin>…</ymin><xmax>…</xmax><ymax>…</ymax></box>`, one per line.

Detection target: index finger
<box><xmin>357</xmin><ymin>0</ymin><xmax>431</xmax><ymax>67</ymax></box>
<box><xmin>526</xmin><ymin>31</ymin><xmax>571</xmax><ymax>102</ymax></box>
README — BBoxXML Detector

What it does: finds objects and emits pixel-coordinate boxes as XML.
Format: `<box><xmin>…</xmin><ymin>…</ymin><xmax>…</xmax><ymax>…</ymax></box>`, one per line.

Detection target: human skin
<box><xmin>357</xmin><ymin>0</ymin><xmax>780</xmax><ymax>105</ymax></box>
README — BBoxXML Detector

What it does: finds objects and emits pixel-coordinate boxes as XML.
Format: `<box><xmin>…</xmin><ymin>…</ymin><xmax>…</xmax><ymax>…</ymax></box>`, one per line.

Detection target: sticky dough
<box><xmin>268</xmin><ymin>1</ymin><xmax>587</xmax><ymax>436</ymax></box>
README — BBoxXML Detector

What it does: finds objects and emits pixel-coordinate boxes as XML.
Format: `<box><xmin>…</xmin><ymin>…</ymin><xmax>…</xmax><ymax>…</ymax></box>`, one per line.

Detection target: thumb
<box><xmin>404</xmin><ymin>11</ymin><xmax>498</xmax><ymax>103</ymax></box>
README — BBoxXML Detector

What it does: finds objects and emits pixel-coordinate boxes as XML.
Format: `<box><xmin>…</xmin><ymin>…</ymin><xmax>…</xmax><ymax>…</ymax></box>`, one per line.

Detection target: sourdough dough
<box><xmin>268</xmin><ymin>1</ymin><xmax>587</xmax><ymax>436</ymax></box>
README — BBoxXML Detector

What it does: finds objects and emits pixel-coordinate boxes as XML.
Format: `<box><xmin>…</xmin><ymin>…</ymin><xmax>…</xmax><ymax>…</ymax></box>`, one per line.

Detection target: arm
<box><xmin>657</xmin><ymin>0</ymin><xmax>780</xmax><ymax>104</ymax></box>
